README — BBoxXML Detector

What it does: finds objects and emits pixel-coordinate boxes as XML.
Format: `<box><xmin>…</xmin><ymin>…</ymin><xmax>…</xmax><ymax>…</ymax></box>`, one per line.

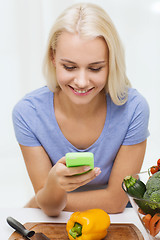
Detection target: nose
<box><xmin>74</xmin><ymin>70</ymin><xmax>89</xmax><ymax>89</ymax></box>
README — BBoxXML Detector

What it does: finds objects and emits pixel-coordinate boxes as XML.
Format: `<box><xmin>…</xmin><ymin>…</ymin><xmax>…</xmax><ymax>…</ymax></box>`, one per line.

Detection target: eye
<box><xmin>89</xmin><ymin>67</ymin><xmax>103</xmax><ymax>72</ymax></box>
<box><xmin>63</xmin><ymin>64</ymin><xmax>76</xmax><ymax>71</ymax></box>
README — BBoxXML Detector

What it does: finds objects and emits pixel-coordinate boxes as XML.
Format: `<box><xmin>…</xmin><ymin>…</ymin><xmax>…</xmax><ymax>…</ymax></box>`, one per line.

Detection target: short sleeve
<box><xmin>12</xmin><ymin>99</ymin><xmax>41</xmax><ymax>146</ymax></box>
<box><xmin>122</xmin><ymin>95</ymin><xmax>150</xmax><ymax>145</ymax></box>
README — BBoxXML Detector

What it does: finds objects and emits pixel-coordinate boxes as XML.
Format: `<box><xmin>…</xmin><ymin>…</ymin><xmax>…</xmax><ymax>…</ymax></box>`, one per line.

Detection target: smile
<box><xmin>68</xmin><ymin>85</ymin><xmax>94</xmax><ymax>96</ymax></box>
<box><xmin>74</xmin><ymin>89</ymin><xmax>89</xmax><ymax>93</ymax></box>
<box><xmin>72</xmin><ymin>86</ymin><xmax>94</xmax><ymax>95</ymax></box>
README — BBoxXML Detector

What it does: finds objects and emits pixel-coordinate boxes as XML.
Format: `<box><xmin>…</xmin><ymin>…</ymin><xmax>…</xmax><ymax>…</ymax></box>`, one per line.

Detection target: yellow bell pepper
<box><xmin>66</xmin><ymin>208</ymin><xmax>110</xmax><ymax>240</ymax></box>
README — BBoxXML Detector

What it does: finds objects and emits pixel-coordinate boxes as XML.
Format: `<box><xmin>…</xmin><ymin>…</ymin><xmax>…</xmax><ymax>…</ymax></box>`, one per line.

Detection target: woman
<box><xmin>12</xmin><ymin>3</ymin><xmax>150</xmax><ymax>216</ymax></box>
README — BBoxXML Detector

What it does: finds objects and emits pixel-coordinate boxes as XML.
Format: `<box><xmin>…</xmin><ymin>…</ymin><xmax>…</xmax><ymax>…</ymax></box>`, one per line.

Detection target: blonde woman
<box><xmin>12</xmin><ymin>3</ymin><xmax>149</xmax><ymax>216</ymax></box>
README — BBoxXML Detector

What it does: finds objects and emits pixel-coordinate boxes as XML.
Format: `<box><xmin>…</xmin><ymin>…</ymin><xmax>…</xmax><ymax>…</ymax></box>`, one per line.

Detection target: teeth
<box><xmin>74</xmin><ymin>89</ymin><xmax>88</xmax><ymax>93</ymax></box>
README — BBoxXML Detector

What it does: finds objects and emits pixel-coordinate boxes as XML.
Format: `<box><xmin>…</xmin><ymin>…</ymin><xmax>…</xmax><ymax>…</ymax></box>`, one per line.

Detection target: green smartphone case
<box><xmin>65</xmin><ymin>152</ymin><xmax>94</xmax><ymax>169</ymax></box>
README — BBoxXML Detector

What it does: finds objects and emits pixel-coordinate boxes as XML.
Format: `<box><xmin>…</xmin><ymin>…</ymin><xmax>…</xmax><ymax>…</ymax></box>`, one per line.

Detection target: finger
<box><xmin>56</xmin><ymin>157</ymin><xmax>90</xmax><ymax>176</ymax></box>
<box><xmin>65</xmin><ymin>172</ymin><xmax>99</xmax><ymax>192</ymax></box>
<box><xmin>55</xmin><ymin>163</ymin><xmax>91</xmax><ymax>180</ymax></box>
<box><xmin>66</xmin><ymin>167</ymin><xmax>101</xmax><ymax>183</ymax></box>
<box><xmin>57</xmin><ymin>157</ymin><xmax>95</xmax><ymax>176</ymax></box>
<box><xmin>60</xmin><ymin>167</ymin><xmax>101</xmax><ymax>191</ymax></box>
<box><xmin>60</xmin><ymin>168</ymin><xmax>101</xmax><ymax>191</ymax></box>
<box><xmin>57</xmin><ymin>156</ymin><xmax>66</xmax><ymax>165</ymax></box>
<box><xmin>55</xmin><ymin>162</ymin><xmax>67</xmax><ymax>177</ymax></box>
<box><xmin>54</xmin><ymin>156</ymin><xmax>70</xmax><ymax>176</ymax></box>
<box><xmin>65</xmin><ymin>165</ymin><xmax>92</xmax><ymax>176</ymax></box>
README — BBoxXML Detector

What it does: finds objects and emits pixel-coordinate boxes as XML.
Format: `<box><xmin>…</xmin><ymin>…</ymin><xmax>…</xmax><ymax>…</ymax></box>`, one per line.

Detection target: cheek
<box><xmin>93</xmin><ymin>71</ymin><xmax>108</xmax><ymax>88</ymax></box>
<box><xmin>101</xmin><ymin>68</ymin><xmax>109</xmax><ymax>87</ymax></box>
<box><xmin>55</xmin><ymin>67</ymin><xmax>73</xmax><ymax>86</ymax></box>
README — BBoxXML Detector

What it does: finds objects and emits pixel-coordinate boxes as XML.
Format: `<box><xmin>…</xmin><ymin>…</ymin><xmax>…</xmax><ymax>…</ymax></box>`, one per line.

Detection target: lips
<box><xmin>69</xmin><ymin>86</ymin><xmax>94</xmax><ymax>95</ymax></box>
<box><xmin>74</xmin><ymin>89</ymin><xmax>89</xmax><ymax>93</ymax></box>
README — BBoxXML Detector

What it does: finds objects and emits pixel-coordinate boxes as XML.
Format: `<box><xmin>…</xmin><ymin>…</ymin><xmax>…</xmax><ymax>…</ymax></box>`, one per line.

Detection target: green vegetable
<box><xmin>142</xmin><ymin>171</ymin><xmax>160</xmax><ymax>211</ymax></box>
<box><xmin>149</xmin><ymin>190</ymin><xmax>160</xmax><ymax>210</ymax></box>
<box><xmin>123</xmin><ymin>176</ymin><xmax>146</xmax><ymax>198</ymax></box>
<box><xmin>150</xmin><ymin>190</ymin><xmax>160</xmax><ymax>203</ymax></box>
<box><xmin>123</xmin><ymin>175</ymin><xmax>152</xmax><ymax>215</ymax></box>
<box><xmin>123</xmin><ymin>173</ymin><xmax>160</xmax><ymax>216</ymax></box>
<box><xmin>143</xmin><ymin>191</ymin><xmax>150</xmax><ymax>200</ymax></box>
<box><xmin>146</xmin><ymin>171</ymin><xmax>160</xmax><ymax>195</ymax></box>
<box><xmin>143</xmin><ymin>189</ymin><xmax>160</xmax><ymax>210</ymax></box>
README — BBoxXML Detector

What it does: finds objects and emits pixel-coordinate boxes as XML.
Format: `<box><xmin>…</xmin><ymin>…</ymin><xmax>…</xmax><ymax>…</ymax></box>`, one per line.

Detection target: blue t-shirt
<box><xmin>12</xmin><ymin>86</ymin><xmax>150</xmax><ymax>188</ymax></box>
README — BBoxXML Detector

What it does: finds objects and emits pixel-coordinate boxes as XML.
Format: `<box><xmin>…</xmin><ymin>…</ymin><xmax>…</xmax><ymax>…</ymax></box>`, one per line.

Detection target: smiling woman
<box><xmin>12</xmin><ymin>2</ymin><xmax>150</xmax><ymax>216</ymax></box>
<box><xmin>52</xmin><ymin>32</ymin><xmax>109</xmax><ymax>106</ymax></box>
<box><xmin>44</xmin><ymin>3</ymin><xmax>131</xmax><ymax>106</ymax></box>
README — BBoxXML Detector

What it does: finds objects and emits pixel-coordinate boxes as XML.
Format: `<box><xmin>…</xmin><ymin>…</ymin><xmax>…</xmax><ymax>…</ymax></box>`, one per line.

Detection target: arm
<box><xmin>64</xmin><ymin>140</ymin><xmax>147</xmax><ymax>213</ymax></box>
<box><xmin>19</xmin><ymin>145</ymin><xmax>67</xmax><ymax>216</ymax></box>
<box><xmin>19</xmin><ymin>144</ymin><xmax>100</xmax><ymax>216</ymax></box>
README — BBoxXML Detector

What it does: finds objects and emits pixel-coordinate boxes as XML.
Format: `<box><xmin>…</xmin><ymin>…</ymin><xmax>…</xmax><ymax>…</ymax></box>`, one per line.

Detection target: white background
<box><xmin>0</xmin><ymin>0</ymin><xmax>160</xmax><ymax>207</ymax></box>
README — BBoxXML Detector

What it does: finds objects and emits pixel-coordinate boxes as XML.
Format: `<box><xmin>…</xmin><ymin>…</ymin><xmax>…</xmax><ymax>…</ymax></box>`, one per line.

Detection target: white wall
<box><xmin>0</xmin><ymin>0</ymin><xmax>160</xmax><ymax>207</ymax></box>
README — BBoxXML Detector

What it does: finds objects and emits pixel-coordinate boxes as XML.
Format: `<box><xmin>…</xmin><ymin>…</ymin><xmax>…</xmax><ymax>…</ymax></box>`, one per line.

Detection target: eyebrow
<box><xmin>60</xmin><ymin>59</ymin><xmax>106</xmax><ymax>65</ymax></box>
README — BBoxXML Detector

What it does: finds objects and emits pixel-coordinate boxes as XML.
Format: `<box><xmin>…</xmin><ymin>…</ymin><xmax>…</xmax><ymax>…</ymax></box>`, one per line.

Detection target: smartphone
<box><xmin>65</xmin><ymin>152</ymin><xmax>94</xmax><ymax>170</ymax></box>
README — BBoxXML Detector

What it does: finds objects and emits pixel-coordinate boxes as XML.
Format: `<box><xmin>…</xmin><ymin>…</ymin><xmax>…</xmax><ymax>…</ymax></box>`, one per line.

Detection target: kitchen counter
<box><xmin>1</xmin><ymin>207</ymin><xmax>149</xmax><ymax>239</ymax></box>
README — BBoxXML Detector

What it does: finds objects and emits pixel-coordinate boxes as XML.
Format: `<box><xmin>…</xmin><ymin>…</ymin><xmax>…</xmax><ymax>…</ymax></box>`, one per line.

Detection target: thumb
<box><xmin>57</xmin><ymin>156</ymin><xmax>66</xmax><ymax>165</ymax></box>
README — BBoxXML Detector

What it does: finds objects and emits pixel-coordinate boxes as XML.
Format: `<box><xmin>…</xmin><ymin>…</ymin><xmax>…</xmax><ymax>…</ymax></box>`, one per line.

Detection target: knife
<box><xmin>7</xmin><ymin>216</ymin><xmax>50</xmax><ymax>240</ymax></box>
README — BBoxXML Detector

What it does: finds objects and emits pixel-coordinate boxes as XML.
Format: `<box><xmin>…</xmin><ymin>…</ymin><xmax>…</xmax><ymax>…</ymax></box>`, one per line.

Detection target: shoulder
<box><xmin>122</xmin><ymin>88</ymin><xmax>150</xmax><ymax>144</ymax></box>
<box><xmin>12</xmin><ymin>86</ymin><xmax>53</xmax><ymax>146</ymax></box>
<box><xmin>107</xmin><ymin>87</ymin><xmax>150</xmax><ymax>128</ymax></box>
<box><xmin>126</xmin><ymin>88</ymin><xmax>150</xmax><ymax>117</ymax></box>
<box><xmin>108</xmin><ymin>88</ymin><xmax>149</xmax><ymax>116</ymax></box>
<box><xmin>12</xmin><ymin>86</ymin><xmax>54</xmax><ymax>129</ymax></box>
<box><xmin>21</xmin><ymin>86</ymin><xmax>52</xmax><ymax>105</ymax></box>
<box><xmin>13</xmin><ymin>86</ymin><xmax>53</xmax><ymax>115</ymax></box>
<box><xmin>127</xmin><ymin>88</ymin><xmax>148</xmax><ymax>106</ymax></box>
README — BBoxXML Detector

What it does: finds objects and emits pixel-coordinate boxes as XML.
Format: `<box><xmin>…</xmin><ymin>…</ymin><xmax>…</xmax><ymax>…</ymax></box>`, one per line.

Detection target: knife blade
<box><xmin>7</xmin><ymin>216</ymin><xmax>50</xmax><ymax>240</ymax></box>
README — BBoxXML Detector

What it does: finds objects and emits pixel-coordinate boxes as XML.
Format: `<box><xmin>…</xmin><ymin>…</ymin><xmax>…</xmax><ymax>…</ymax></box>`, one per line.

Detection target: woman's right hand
<box><xmin>50</xmin><ymin>156</ymin><xmax>101</xmax><ymax>192</ymax></box>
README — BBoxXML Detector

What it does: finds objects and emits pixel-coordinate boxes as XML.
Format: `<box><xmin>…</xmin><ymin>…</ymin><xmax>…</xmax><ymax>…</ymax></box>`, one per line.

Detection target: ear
<box><xmin>52</xmin><ymin>56</ymin><xmax>56</xmax><ymax>67</ymax></box>
<box><xmin>50</xmin><ymin>47</ymin><xmax>56</xmax><ymax>66</ymax></box>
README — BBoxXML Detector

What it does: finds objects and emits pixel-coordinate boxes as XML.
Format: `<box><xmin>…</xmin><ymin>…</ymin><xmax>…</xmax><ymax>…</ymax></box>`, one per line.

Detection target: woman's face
<box><xmin>53</xmin><ymin>31</ymin><xmax>109</xmax><ymax>105</ymax></box>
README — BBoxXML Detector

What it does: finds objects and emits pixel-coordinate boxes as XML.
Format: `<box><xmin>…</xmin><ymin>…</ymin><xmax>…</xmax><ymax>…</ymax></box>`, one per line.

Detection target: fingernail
<box><xmin>84</xmin><ymin>166</ymin><xmax>91</xmax><ymax>171</ymax></box>
<box><xmin>94</xmin><ymin>167</ymin><xmax>101</xmax><ymax>176</ymax></box>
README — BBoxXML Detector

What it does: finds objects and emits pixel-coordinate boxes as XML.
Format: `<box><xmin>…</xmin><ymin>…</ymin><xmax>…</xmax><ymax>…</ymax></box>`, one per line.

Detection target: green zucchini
<box><xmin>123</xmin><ymin>176</ymin><xmax>146</xmax><ymax>198</ymax></box>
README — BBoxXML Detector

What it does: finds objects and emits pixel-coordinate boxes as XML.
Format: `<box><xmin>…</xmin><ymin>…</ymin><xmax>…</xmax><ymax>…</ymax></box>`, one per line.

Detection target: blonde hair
<box><xmin>43</xmin><ymin>3</ymin><xmax>131</xmax><ymax>105</ymax></box>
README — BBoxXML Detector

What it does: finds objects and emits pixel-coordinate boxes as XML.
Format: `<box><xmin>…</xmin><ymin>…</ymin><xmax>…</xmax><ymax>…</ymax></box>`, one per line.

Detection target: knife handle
<box><xmin>7</xmin><ymin>216</ymin><xmax>35</xmax><ymax>238</ymax></box>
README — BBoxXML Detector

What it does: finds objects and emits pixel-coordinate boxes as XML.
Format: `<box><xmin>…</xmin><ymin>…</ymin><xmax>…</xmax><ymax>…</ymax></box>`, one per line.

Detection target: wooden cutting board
<box><xmin>8</xmin><ymin>222</ymin><xmax>144</xmax><ymax>240</ymax></box>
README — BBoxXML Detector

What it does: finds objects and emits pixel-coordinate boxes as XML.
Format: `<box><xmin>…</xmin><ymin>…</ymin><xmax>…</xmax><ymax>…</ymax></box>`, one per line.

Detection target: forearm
<box><xmin>64</xmin><ymin>188</ymin><xmax>128</xmax><ymax>213</ymax></box>
<box><xmin>36</xmin><ymin>171</ymin><xmax>67</xmax><ymax>216</ymax></box>
<box><xmin>24</xmin><ymin>179</ymin><xmax>67</xmax><ymax>216</ymax></box>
